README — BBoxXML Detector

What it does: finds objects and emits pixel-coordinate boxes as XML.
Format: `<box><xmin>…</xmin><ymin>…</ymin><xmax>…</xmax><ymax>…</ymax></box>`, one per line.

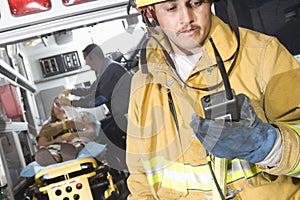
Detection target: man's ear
<box><xmin>89</xmin><ymin>52</ymin><xmax>97</xmax><ymax>61</ymax></box>
<box><xmin>147</xmin><ymin>6</ymin><xmax>159</xmax><ymax>26</ymax></box>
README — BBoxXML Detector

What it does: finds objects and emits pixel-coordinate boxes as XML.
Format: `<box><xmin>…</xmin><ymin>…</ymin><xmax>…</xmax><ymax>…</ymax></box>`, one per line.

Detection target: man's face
<box><xmin>84</xmin><ymin>52</ymin><xmax>99</xmax><ymax>72</ymax></box>
<box><xmin>153</xmin><ymin>0</ymin><xmax>212</xmax><ymax>54</ymax></box>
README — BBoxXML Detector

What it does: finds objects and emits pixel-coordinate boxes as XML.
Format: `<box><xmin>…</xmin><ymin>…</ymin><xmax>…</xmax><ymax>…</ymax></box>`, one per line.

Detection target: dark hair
<box><xmin>82</xmin><ymin>43</ymin><xmax>104</xmax><ymax>59</ymax></box>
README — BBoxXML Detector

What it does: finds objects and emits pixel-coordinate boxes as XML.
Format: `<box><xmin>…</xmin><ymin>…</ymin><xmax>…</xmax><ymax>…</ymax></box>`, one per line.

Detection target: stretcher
<box><xmin>22</xmin><ymin>108</ymin><xmax>129</xmax><ymax>200</ymax></box>
<box><xmin>25</xmin><ymin>157</ymin><xmax>129</xmax><ymax>200</ymax></box>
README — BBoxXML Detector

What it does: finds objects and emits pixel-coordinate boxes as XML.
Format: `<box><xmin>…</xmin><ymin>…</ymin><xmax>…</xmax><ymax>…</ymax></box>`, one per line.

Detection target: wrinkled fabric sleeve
<box><xmin>71</xmin><ymin>76</ymin><xmax>100</xmax><ymax>108</ymax></box>
<box><xmin>72</xmin><ymin>75</ymin><xmax>99</xmax><ymax>97</ymax></box>
<box><xmin>126</xmin><ymin>77</ymin><xmax>156</xmax><ymax>200</ymax></box>
<box><xmin>72</xmin><ymin>63</ymin><xmax>125</xmax><ymax>108</ymax></box>
<box><xmin>258</xmin><ymin>37</ymin><xmax>300</xmax><ymax>176</ymax></box>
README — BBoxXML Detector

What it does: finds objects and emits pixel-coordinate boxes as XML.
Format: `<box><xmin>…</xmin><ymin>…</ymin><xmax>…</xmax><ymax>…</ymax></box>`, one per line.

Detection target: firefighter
<box><xmin>126</xmin><ymin>0</ymin><xmax>300</xmax><ymax>199</ymax></box>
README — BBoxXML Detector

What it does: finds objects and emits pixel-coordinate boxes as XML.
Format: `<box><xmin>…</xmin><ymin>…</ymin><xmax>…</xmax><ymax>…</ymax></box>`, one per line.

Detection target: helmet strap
<box><xmin>141</xmin><ymin>9</ymin><xmax>159</xmax><ymax>35</ymax></box>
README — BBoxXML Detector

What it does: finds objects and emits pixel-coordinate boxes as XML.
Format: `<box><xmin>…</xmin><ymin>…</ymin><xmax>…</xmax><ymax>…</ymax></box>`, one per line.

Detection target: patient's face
<box><xmin>53</xmin><ymin>106</ymin><xmax>67</xmax><ymax>121</ymax></box>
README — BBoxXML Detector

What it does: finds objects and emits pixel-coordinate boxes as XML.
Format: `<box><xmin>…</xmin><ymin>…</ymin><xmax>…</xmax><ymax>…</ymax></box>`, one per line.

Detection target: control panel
<box><xmin>39</xmin><ymin>51</ymin><xmax>81</xmax><ymax>78</ymax></box>
<box><xmin>46</xmin><ymin>175</ymin><xmax>94</xmax><ymax>200</ymax></box>
<box><xmin>35</xmin><ymin>158</ymin><xmax>99</xmax><ymax>200</ymax></box>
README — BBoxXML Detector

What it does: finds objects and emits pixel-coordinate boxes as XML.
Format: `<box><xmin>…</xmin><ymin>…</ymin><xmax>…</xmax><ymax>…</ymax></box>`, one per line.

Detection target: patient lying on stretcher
<box><xmin>35</xmin><ymin>97</ymin><xmax>97</xmax><ymax>166</ymax></box>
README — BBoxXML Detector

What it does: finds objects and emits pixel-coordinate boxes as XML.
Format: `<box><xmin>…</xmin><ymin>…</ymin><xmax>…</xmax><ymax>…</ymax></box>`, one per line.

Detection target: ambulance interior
<box><xmin>0</xmin><ymin>0</ymin><xmax>144</xmax><ymax>199</ymax></box>
<box><xmin>0</xmin><ymin>0</ymin><xmax>299</xmax><ymax>200</ymax></box>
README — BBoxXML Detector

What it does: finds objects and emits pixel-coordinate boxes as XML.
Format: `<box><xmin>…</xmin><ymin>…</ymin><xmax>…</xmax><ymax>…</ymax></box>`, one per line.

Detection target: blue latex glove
<box><xmin>190</xmin><ymin>94</ymin><xmax>277</xmax><ymax>163</ymax></box>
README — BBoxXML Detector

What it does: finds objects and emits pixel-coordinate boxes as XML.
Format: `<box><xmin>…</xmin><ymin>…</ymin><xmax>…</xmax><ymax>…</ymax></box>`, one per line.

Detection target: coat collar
<box><xmin>205</xmin><ymin>15</ymin><xmax>238</xmax><ymax>63</ymax></box>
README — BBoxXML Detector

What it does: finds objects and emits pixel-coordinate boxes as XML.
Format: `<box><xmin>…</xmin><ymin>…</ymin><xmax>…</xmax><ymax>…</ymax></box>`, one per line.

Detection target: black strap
<box><xmin>226</xmin><ymin>0</ymin><xmax>240</xmax><ymax>74</ymax></box>
<box><xmin>167</xmin><ymin>89</ymin><xmax>179</xmax><ymax>132</ymax></box>
<box><xmin>53</xmin><ymin>129</ymin><xmax>78</xmax><ymax>140</ymax></box>
<box><xmin>227</xmin><ymin>0</ymin><xmax>240</xmax><ymax>44</ymax></box>
<box><xmin>140</xmin><ymin>38</ymin><xmax>149</xmax><ymax>74</ymax></box>
<box><xmin>208</xmin><ymin>159</ymin><xmax>226</xmax><ymax>200</ymax></box>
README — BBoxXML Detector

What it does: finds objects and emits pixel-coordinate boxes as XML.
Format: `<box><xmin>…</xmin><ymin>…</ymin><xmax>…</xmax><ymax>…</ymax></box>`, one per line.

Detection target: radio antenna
<box><xmin>209</xmin><ymin>37</ymin><xmax>233</xmax><ymax>100</ymax></box>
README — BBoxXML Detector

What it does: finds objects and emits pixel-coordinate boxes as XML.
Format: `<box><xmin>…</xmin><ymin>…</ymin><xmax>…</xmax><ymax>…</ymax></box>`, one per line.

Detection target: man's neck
<box><xmin>171</xmin><ymin>42</ymin><xmax>203</xmax><ymax>56</ymax></box>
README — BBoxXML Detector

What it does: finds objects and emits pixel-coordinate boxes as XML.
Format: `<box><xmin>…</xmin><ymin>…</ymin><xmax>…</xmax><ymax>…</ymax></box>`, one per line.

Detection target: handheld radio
<box><xmin>201</xmin><ymin>37</ymin><xmax>240</xmax><ymax>121</ymax></box>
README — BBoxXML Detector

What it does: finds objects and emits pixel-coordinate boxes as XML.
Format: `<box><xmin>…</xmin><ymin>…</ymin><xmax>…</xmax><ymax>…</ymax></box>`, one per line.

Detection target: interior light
<box><xmin>24</xmin><ymin>38</ymin><xmax>42</xmax><ymax>47</ymax></box>
<box><xmin>62</xmin><ymin>0</ymin><xmax>93</xmax><ymax>6</ymax></box>
<box><xmin>8</xmin><ymin>0</ymin><xmax>51</xmax><ymax>16</ymax></box>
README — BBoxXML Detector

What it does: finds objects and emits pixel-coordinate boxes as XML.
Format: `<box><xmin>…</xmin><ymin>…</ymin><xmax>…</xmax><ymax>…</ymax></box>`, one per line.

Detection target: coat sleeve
<box><xmin>72</xmin><ymin>75</ymin><xmax>99</xmax><ymax>96</ymax></box>
<box><xmin>71</xmin><ymin>76</ymin><xmax>99</xmax><ymax>108</ymax></box>
<box><xmin>126</xmin><ymin>75</ymin><xmax>156</xmax><ymax>200</ymax></box>
<box><xmin>72</xmin><ymin>63</ymin><xmax>126</xmax><ymax>108</ymax></box>
<box><xmin>259</xmin><ymin>37</ymin><xmax>300</xmax><ymax>176</ymax></box>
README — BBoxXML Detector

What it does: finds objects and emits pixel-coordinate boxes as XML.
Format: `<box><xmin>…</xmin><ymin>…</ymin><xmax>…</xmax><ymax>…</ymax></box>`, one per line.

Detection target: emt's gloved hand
<box><xmin>190</xmin><ymin>94</ymin><xmax>277</xmax><ymax>163</ymax></box>
<box><xmin>62</xmin><ymin>89</ymin><xmax>72</xmax><ymax>97</ymax></box>
<box><xmin>59</xmin><ymin>97</ymin><xmax>72</xmax><ymax>106</ymax></box>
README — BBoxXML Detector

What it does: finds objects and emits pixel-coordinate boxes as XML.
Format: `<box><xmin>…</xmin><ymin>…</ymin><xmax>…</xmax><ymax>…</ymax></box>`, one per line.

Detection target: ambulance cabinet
<box><xmin>0</xmin><ymin>122</ymin><xmax>31</xmax><ymax>200</ymax></box>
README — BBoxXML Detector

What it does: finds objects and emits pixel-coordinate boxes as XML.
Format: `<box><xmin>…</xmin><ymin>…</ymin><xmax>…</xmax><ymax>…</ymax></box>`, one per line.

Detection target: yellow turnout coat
<box><xmin>126</xmin><ymin>15</ymin><xmax>300</xmax><ymax>199</ymax></box>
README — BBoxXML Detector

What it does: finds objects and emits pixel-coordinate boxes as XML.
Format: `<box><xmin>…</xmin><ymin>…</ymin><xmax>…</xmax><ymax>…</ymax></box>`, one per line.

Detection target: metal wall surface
<box><xmin>0</xmin><ymin>0</ymin><xmax>134</xmax><ymax>45</ymax></box>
